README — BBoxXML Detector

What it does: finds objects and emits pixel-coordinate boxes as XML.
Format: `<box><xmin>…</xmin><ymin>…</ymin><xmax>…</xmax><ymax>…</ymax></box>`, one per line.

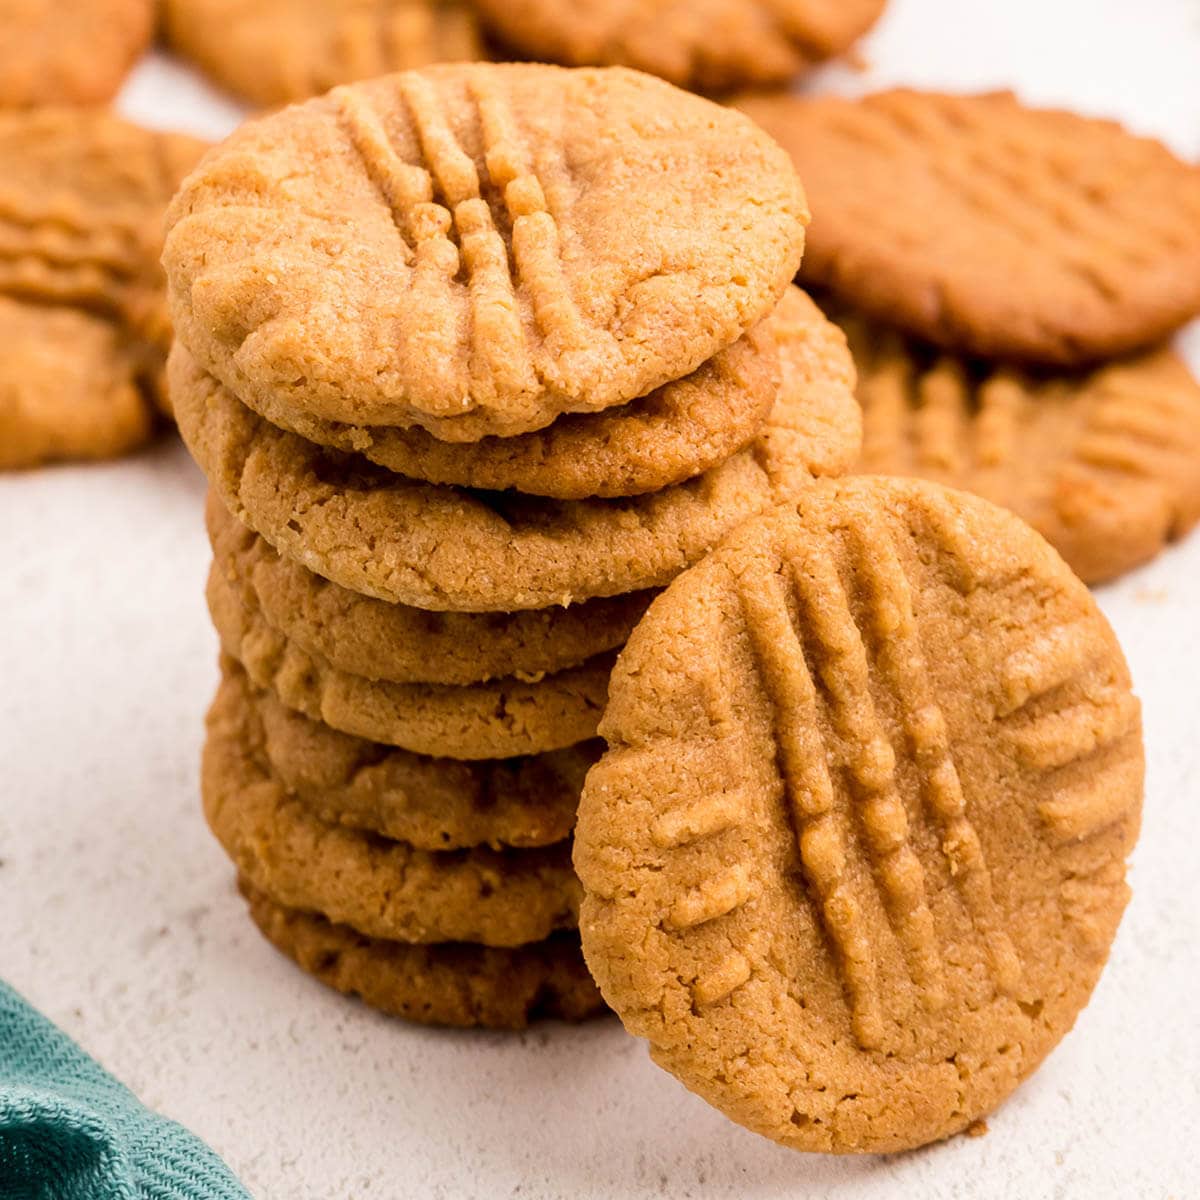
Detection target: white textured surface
<box><xmin>2</xmin><ymin>2</ymin><xmax>1199</xmax><ymax>1196</ymax></box>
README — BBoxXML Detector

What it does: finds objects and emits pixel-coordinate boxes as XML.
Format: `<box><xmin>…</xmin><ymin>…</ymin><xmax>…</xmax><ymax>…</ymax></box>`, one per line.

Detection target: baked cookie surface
<box><xmin>204</xmin><ymin>670</ymin><xmax>582</xmax><ymax>946</ymax></box>
<box><xmin>0</xmin><ymin>298</ymin><xmax>155</xmax><ymax>470</ymax></box>
<box><xmin>241</xmin><ymin>881</ymin><xmax>604</xmax><ymax>1029</ymax></box>
<box><xmin>845</xmin><ymin>313</ymin><xmax>1200</xmax><ymax>584</ymax></box>
<box><xmin>171</xmin><ymin>297</ymin><xmax>859</xmax><ymax>611</ymax></box>
<box><xmin>738</xmin><ymin>89</ymin><xmax>1200</xmax><ymax>365</ymax></box>
<box><xmin>226</xmin><ymin>663</ymin><xmax>593</xmax><ymax>850</ymax></box>
<box><xmin>163</xmin><ymin>64</ymin><xmax>807</xmax><ymax>438</ymax></box>
<box><xmin>473</xmin><ymin>0</ymin><xmax>885</xmax><ymax>92</ymax></box>
<box><xmin>162</xmin><ymin>0</ymin><xmax>482</xmax><ymax>107</ymax></box>
<box><xmin>207</xmin><ymin>493</ymin><xmax>650</xmax><ymax>683</ymax></box>
<box><xmin>230</xmin><ymin>295</ymin><xmax>786</xmax><ymax>500</ymax></box>
<box><xmin>209</xmin><ymin>569</ymin><xmax>611</xmax><ymax>758</ymax></box>
<box><xmin>0</xmin><ymin>109</ymin><xmax>208</xmax><ymax>459</ymax></box>
<box><xmin>575</xmin><ymin>476</ymin><xmax>1142</xmax><ymax>1152</ymax></box>
<box><xmin>0</xmin><ymin>0</ymin><xmax>153</xmax><ymax>107</ymax></box>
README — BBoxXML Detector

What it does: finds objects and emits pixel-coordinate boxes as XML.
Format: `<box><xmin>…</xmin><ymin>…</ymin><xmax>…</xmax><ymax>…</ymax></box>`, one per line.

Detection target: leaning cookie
<box><xmin>575</xmin><ymin>476</ymin><xmax>1142</xmax><ymax>1153</ymax></box>
<box><xmin>204</xmin><ymin>672</ymin><xmax>581</xmax><ymax>947</ymax></box>
<box><xmin>241</xmin><ymin>881</ymin><xmax>605</xmax><ymax>1029</ymax></box>
<box><xmin>738</xmin><ymin>89</ymin><xmax>1200</xmax><ymax>365</ymax></box>
<box><xmin>843</xmin><ymin>310</ymin><xmax>1200</xmax><ymax>584</ymax></box>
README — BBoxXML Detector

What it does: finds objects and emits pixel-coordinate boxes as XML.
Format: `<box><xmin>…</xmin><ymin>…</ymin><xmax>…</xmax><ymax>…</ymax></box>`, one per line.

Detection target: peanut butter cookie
<box><xmin>472</xmin><ymin>0</ymin><xmax>885</xmax><ymax>92</ymax></box>
<box><xmin>844</xmin><ymin>312</ymin><xmax>1200</xmax><ymax>584</ymax></box>
<box><xmin>241</xmin><ymin>880</ymin><xmax>604</xmax><ymax>1029</ymax></box>
<box><xmin>163</xmin><ymin>64</ymin><xmax>807</xmax><ymax>438</ymax></box>
<box><xmin>204</xmin><ymin>673</ymin><xmax>581</xmax><ymax>946</ymax></box>
<box><xmin>209</xmin><ymin>570</ymin><xmax>611</xmax><ymax>758</ymax></box>
<box><xmin>575</xmin><ymin>476</ymin><xmax>1142</xmax><ymax>1152</ymax></box>
<box><xmin>207</xmin><ymin>493</ymin><xmax>652</xmax><ymax>682</ymax></box>
<box><xmin>162</xmin><ymin>0</ymin><xmax>483</xmax><ymax>108</ymax></box>
<box><xmin>0</xmin><ymin>0</ymin><xmax>153</xmax><ymax>107</ymax></box>
<box><xmin>221</xmin><ymin>663</ymin><xmax>592</xmax><ymax>850</ymax></box>
<box><xmin>0</xmin><ymin>297</ymin><xmax>155</xmax><ymax>470</ymax></box>
<box><xmin>0</xmin><ymin>109</ymin><xmax>208</xmax><ymax>457</ymax></box>
<box><xmin>738</xmin><ymin>89</ymin><xmax>1200</xmax><ymax>365</ymax></box>
<box><xmin>170</xmin><ymin>302</ymin><xmax>859</xmax><ymax>610</ymax></box>
<box><xmin>227</xmin><ymin>292</ymin><xmax>787</xmax><ymax>500</ymax></box>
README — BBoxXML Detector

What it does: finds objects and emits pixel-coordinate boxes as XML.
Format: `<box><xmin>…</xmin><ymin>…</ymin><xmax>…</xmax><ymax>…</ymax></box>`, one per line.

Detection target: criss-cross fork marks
<box><xmin>728</xmin><ymin>516</ymin><xmax>1023</xmax><ymax>1047</ymax></box>
<box><xmin>999</xmin><ymin>628</ymin><xmax>1142</xmax><ymax>845</ymax></box>
<box><xmin>333</xmin><ymin>75</ymin><xmax>593</xmax><ymax>414</ymax></box>
<box><xmin>1071</xmin><ymin>359</ymin><xmax>1200</xmax><ymax>495</ymax></box>
<box><xmin>860</xmin><ymin>92</ymin><xmax>1170</xmax><ymax>300</ymax></box>
<box><xmin>854</xmin><ymin>335</ymin><xmax>1027</xmax><ymax>481</ymax></box>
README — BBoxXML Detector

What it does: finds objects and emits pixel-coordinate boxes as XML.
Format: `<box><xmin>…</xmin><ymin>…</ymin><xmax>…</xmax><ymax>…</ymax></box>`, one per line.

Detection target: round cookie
<box><xmin>207</xmin><ymin>493</ymin><xmax>652</xmax><ymax>683</ymax></box>
<box><xmin>737</xmin><ymin>89</ymin><xmax>1200</xmax><ymax>365</ymax></box>
<box><xmin>843</xmin><ymin>311</ymin><xmax>1200</xmax><ymax>584</ymax></box>
<box><xmin>204</xmin><ymin>675</ymin><xmax>581</xmax><ymax>947</ymax></box>
<box><xmin>0</xmin><ymin>0</ymin><xmax>153</xmax><ymax>107</ymax></box>
<box><xmin>471</xmin><ymin>0</ymin><xmax>885</xmax><ymax>93</ymax></box>
<box><xmin>163</xmin><ymin>63</ymin><xmax>807</xmax><ymax>439</ymax></box>
<box><xmin>0</xmin><ymin>297</ymin><xmax>155</xmax><ymax>470</ymax></box>
<box><xmin>240</xmin><ymin>881</ymin><xmax>604</xmax><ymax>1029</ymax></box>
<box><xmin>226</xmin><ymin>297</ymin><xmax>784</xmax><ymax>500</ymax></box>
<box><xmin>575</xmin><ymin>476</ymin><xmax>1142</xmax><ymax>1153</ymax></box>
<box><xmin>209</xmin><ymin>569</ymin><xmax>611</xmax><ymax>758</ymax></box>
<box><xmin>223</xmin><ymin>663</ymin><xmax>592</xmax><ymax>850</ymax></box>
<box><xmin>0</xmin><ymin>109</ymin><xmax>208</xmax><ymax>329</ymax></box>
<box><xmin>171</xmin><ymin>305</ymin><xmax>860</xmax><ymax>611</ymax></box>
<box><xmin>0</xmin><ymin>109</ymin><xmax>208</xmax><ymax>435</ymax></box>
<box><xmin>162</xmin><ymin>0</ymin><xmax>483</xmax><ymax>108</ymax></box>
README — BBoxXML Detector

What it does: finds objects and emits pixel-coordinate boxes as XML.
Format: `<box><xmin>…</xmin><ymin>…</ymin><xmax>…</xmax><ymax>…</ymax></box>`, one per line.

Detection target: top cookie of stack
<box><xmin>167</xmin><ymin>63</ymin><xmax>861</xmax><ymax>611</ymax></box>
<box><xmin>166</xmin><ymin>62</ymin><xmax>862</xmax><ymax>1028</ymax></box>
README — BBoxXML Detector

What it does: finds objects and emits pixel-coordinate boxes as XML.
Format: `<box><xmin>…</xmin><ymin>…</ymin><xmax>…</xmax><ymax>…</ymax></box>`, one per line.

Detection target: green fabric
<box><xmin>0</xmin><ymin>980</ymin><xmax>250</xmax><ymax>1200</ymax></box>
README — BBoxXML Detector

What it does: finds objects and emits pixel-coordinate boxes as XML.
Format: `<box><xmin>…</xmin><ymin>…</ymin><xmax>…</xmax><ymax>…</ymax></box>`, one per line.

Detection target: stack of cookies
<box><xmin>738</xmin><ymin>88</ymin><xmax>1200</xmax><ymax>584</ymax></box>
<box><xmin>164</xmin><ymin>63</ymin><xmax>863</xmax><ymax>1027</ymax></box>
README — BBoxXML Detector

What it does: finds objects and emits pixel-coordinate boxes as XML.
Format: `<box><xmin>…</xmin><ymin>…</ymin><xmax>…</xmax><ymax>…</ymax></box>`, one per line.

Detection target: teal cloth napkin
<box><xmin>0</xmin><ymin>980</ymin><xmax>250</xmax><ymax>1200</ymax></box>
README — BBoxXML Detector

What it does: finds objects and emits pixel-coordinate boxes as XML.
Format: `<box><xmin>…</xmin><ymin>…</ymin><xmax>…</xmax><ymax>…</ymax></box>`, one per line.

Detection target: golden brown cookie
<box><xmin>170</xmin><ymin>306</ymin><xmax>859</xmax><ymax>610</ymax></box>
<box><xmin>472</xmin><ymin>0</ymin><xmax>885</xmax><ymax>92</ymax></box>
<box><xmin>209</xmin><ymin>569</ymin><xmax>611</xmax><ymax>758</ymax></box>
<box><xmin>0</xmin><ymin>110</ymin><xmax>208</xmax><ymax>452</ymax></box>
<box><xmin>241</xmin><ymin>880</ymin><xmax>604</xmax><ymax>1029</ymax></box>
<box><xmin>204</xmin><ymin>673</ymin><xmax>581</xmax><ymax>946</ymax></box>
<box><xmin>0</xmin><ymin>297</ymin><xmax>155</xmax><ymax>470</ymax></box>
<box><xmin>207</xmin><ymin>493</ymin><xmax>652</xmax><ymax>683</ymax></box>
<box><xmin>162</xmin><ymin>0</ymin><xmax>483</xmax><ymax>108</ymax></box>
<box><xmin>163</xmin><ymin>64</ymin><xmax>807</xmax><ymax>439</ymax></box>
<box><xmin>844</xmin><ymin>313</ymin><xmax>1200</xmax><ymax>584</ymax></box>
<box><xmin>0</xmin><ymin>0</ymin><xmax>153</xmax><ymax>107</ymax></box>
<box><xmin>225</xmin><ymin>663</ymin><xmax>593</xmax><ymax>850</ymax></box>
<box><xmin>575</xmin><ymin>476</ymin><xmax>1142</xmax><ymax>1153</ymax></box>
<box><xmin>227</xmin><ymin>294</ymin><xmax>785</xmax><ymax>500</ymax></box>
<box><xmin>0</xmin><ymin>109</ymin><xmax>207</xmax><ymax>327</ymax></box>
<box><xmin>737</xmin><ymin>89</ymin><xmax>1200</xmax><ymax>365</ymax></box>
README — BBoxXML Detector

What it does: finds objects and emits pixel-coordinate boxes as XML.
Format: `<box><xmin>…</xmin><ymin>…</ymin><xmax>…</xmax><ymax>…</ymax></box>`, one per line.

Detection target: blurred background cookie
<box><xmin>161</xmin><ymin>0</ymin><xmax>484</xmax><ymax>107</ymax></box>
<box><xmin>0</xmin><ymin>0</ymin><xmax>153</xmax><ymax>107</ymax></box>
<box><xmin>738</xmin><ymin>89</ymin><xmax>1200</xmax><ymax>365</ymax></box>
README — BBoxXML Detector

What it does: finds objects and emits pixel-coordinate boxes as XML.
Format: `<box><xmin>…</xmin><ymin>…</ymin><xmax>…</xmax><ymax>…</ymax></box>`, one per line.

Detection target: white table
<box><xmin>2</xmin><ymin>2</ymin><xmax>1198</xmax><ymax>1194</ymax></box>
